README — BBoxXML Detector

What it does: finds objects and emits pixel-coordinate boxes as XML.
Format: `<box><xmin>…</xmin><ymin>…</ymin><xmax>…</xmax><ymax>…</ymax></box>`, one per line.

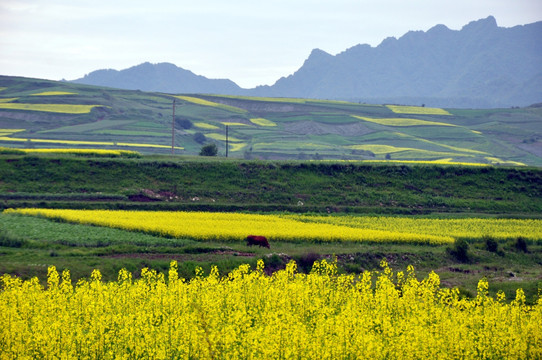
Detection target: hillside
<box><xmin>71</xmin><ymin>17</ymin><xmax>542</xmax><ymax>108</ymax></box>
<box><xmin>1</xmin><ymin>155</ymin><xmax>541</xmax><ymax>215</ymax></box>
<box><xmin>0</xmin><ymin>76</ymin><xmax>541</xmax><ymax>165</ymax></box>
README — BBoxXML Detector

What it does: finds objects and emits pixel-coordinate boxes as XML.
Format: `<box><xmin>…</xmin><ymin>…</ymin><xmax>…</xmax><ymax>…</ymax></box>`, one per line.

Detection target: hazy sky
<box><xmin>1</xmin><ymin>0</ymin><xmax>541</xmax><ymax>88</ymax></box>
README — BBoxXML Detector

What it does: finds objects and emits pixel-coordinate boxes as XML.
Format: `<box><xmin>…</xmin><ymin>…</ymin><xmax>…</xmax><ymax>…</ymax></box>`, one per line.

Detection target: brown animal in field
<box><xmin>246</xmin><ymin>235</ymin><xmax>270</xmax><ymax>248</ymax></box>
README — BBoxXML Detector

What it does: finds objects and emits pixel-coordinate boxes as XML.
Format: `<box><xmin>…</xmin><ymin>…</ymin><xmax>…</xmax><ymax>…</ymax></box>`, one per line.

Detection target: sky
<box><xmin>1</xmin><ymin>0</ymin><xmax>541</xmax><ymax>89</ymax></box>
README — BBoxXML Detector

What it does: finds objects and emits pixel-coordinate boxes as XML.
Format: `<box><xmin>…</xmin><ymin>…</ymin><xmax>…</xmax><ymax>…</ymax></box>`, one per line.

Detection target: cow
<box><xmin>246</xmin><ymin>235</ymin><xmax>270</xmax><ymax>248</ymax></box>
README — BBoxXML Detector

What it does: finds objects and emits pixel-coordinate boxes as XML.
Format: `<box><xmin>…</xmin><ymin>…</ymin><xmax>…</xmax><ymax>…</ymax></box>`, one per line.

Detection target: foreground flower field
<box><xmin>6</xmin><ymin>209</ymin><xmax>542</xmax><ymax>245</ymax></box>
<box><xmin>1</xmin><ymin>260</ymin><xmax>540</xmax><ymax>359</ymax></box>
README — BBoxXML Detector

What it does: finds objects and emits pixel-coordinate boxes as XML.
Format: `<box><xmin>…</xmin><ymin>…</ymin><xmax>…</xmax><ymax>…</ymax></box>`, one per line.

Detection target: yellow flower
<box><xmin>2</xmin><ymin>261</ymin><xmax>539</xmax><ymax>359</ymax></box>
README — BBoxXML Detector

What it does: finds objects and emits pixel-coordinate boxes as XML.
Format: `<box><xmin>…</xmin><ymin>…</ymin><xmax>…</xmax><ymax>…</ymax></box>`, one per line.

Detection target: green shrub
<box><xmin>483</xmin><ymin>236</ymin><xmax>499</xmax><ymax>253</ymax></box>
<box><xmin>175</xmin><ymin>118</ymin><xmax>193</xmax><ymax>129</ymax></box>
<box><xmin>514</xmin><ymin>237</ymin><xmax>529</xmax><ymax>253</ymax></box>
<box><xmin>199</xmin><ymin>143</ymin><xmax>218</xmax><ymax>156</ymax></box>
<box><xmin>264</xmin><ymin>254</ymin><xmax>285</xmax><ymax>269</ymax></box>
<box><xmin>447</xmin><ymin>238</ymin><xmax>470</xmax><ymax>263</ymax></box>
<box><xmin>194</xmin><ymin>132</ymin><xmax>206</xmax><ymax>144</ymax></box>
<box><xmin>296</xmin><ymin>252</ymin><xmax>321</xmax><ymax>273</ymax></box>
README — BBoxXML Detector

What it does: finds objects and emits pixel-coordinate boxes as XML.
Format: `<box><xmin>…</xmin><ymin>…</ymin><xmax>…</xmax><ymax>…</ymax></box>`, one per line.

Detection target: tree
<box><xmin>175</xmin><ymin>118</ymin><xmax>193</xmax><ymax>130</ymax></box>
<box><xmin>194</xmin><ymin>132</ymin><xmax>206</xmax><ymax>144</ymax></box>
<box><xmin>447</xmin><ymin>238</ymin><xmax>471</xmax><ymax>263</ymax></box>
<box><xmin>199</xmin><ymin>143</ymin><xmax>218</xmax><ymax>156</ymax></box>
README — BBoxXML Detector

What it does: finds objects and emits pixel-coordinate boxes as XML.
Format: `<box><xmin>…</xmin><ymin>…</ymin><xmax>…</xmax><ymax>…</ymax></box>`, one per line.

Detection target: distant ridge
<box><xmin>71</xmin><ymin>62</ymin><xmax>243</xmax><ymax>94</ymax></box>
<box><xmin>252</xmin><ymin>16</ymin><xmax>542</xmax><ymax>108</ymax></box>
<box><xmin>71</xmin><ymin>17</ymin><xmax>542</xmax><ymax>108</ymax></box>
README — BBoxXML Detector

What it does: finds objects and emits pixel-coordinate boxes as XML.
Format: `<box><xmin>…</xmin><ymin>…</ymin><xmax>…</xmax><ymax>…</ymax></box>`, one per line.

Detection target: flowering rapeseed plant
<box><xmin>0</xmin><ymin>260</ymin><xmax>540</xmax><ymax>359</ymax></box>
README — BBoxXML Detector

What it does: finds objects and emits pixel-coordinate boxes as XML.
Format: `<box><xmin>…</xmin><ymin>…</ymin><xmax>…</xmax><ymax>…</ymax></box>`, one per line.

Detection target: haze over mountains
<box><xmin>72</xmin><ymin>16</ymin><xmax>542</xmax><ymax>108</ymax></box>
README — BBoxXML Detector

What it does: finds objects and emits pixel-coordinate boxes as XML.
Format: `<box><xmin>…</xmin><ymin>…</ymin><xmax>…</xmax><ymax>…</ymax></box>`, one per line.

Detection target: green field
<box><xmin>1</xmin><ymin>75</ymin><xmax>541</xmax><ymax>165</ymax></box>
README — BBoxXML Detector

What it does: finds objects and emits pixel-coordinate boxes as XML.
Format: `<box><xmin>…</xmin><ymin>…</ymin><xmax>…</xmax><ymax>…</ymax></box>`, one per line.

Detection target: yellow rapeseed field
<box><xmin>485</xmin><ymin>157</ymin><xmax>527</xmax><ymax>166</ymax></box>
<box><xmin>229</xmin><ymin>142</ymin><xmax>247</xmax><ymax>152</ymax></box>
<box><xmin>250</xmin><ymin>118</ymin><xmax>277</xmax><ymax>127</ymax></box>
<box><xmin>207</xmin><ymin>94</ymin><xmax>310</xmax><ymax>104</ymax></box>
<box><xmin>0</xmin><ymin>137</ymin><xmax>112</xmax><ymax>145</ymax></box>
<box><xmin>30</xmin><ymin>91</ymin><xmax>78</xmax><ymax>96</ymax></box>
<box><xmin>1</xmin><ymin>260</ymin><xmax>540</xmax><ymax>359</ymax></box>
<box><xmin>359</xmin><ymin>159</ymin><xmax>490</xmax><ymax>166</ymax></box>
<box><xmin>0</xmin><ymin>129</ymin><xmax>25</xmax><ymax>137</ymax></box>
<box><xmin>0</xmin><ymin>129</ymin><xmax>25</xmax><ymax>133</ymax></box>
<box><xmin>255</xmin><ymin>142</ymin><xmax>335</xmax><ymax>151</ymax></box>
<box><xmin>0</xmin><ymin>98</ymin><xmax>19</xmax><ymax>103</ymax></box>
<box><xmin>206</xmin><ymin>133</ymin><xmax>244</xmax><ymax>142</ymax></box>
<box><xmin>208</xmin><ymin>94</ymin><xmax>357</xmax><ymax>106</ymax></box>
<box><xmin>347</xmin><ymin>144</ymin><xmax>419</xmax><ymax>154</ymax></box>
<box><xmin>351</xmin><ymin>115</ymin><xmax>455</xmax><ymax>127</ymax></box>
<box><xmin>193</xmin><ymin>122</ymin><xmax>220</xmax><ymax>130</ymax></box>
<box><xmin>173</xmin><ymin>96</ymin><xmax>247</xmax><ymax>114</ymax></box>
<box><xmin>0</xmin><ymin>137</ymin><xmax>183</xmax><ymax>150</ymax></box>
<box><xmin>346</xmin><ymin>144</ymin><xmax>466</xmax><ymax>158</ymax></box>
<box><xmin>391</xmin><ymin>132</ymin><xmax>490</xmax><ymax>155</ymax></box>
<box><xmin>293</xmin><ymin>215</ymin><xmax>542</xmax><ymax>242</ymax></box>
<box><xmin>220</xmin><ymin>122</ymin><xmax>249</xmax><ymax>126</ymax></box>
<box><xmin>15</xmin><ymin>148</ymin><xmax>141</xmax><ymax>157</ymax></box>
<box><xmin>386</xmin><ymin>105</ymin><xmax>451</xmax><ymax>116</ymax></box>
<box><xmin>0</xmin><ymin>103</ymin><xmax>103</xmax><ymax>114</ymax></box>
<box><xmin>8</xmin><ymin>209</ymin><xmax>541</xmax><ymax>244</ymax></box>
<box><xmin>6</xmin><ymin>209</ymin><xmax>454</xmax><ymax>244</ymax></box>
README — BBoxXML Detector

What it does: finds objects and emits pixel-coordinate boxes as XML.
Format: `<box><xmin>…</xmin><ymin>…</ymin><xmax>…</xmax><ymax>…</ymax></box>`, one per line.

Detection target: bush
<box><xmin>175</xmin><ymin>118</ymin><xmax>193</xmax><ymax>129</ymax></box>
<box><xmin>484</xmin><ymin>236</ymin><xmax>499</xmax><ymax>253</ymax></box>
<box><xmin>514</xmin><ymin>237</ymin><xmax>529</xmax><ymax>253</ymax></box>
<box><xmin>296</xmin><ymin>252</ymin><xmax>321</xmax><ymax>273</ymax></box>
<box><xmin>199</xmin><ymin>143</ymin><xmax>218</xmax><ymax>157</ymax></box>
<box><xmin>194</xmin><ymin>132</ymin><xmax>206</xmax><ymax>144</ymax></box>
<box><xmin>447</xmin><ymin>238</ymin><xmax>470</xmax><ymax>263</ymax></box>
<box><xmin>264</xmin><ymin>254</ymin><xmax>285</xmax><ymax>269</ymax></box>
<box><xmin>483</xmin><ymin>236</ymin><xmax>505</xmax><ymax>256</ymax></box>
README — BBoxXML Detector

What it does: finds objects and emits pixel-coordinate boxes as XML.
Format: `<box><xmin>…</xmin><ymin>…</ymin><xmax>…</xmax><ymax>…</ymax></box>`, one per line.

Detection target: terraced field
<box><xmin>0</xmin><ymin>75</ymin><xmax>541</xmax><ymax>165</ymax></box>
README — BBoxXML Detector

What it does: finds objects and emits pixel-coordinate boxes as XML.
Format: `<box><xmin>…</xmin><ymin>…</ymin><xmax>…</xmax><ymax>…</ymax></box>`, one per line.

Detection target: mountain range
<box><xmin>72</xmin><ymin>16</ymin><xmax>542</xmax><ymax>108</ymax></box>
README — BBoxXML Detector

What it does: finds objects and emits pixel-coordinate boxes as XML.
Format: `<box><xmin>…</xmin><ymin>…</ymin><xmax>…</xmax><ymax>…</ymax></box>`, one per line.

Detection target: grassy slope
<box><xmin>1</xmin><ymin>154</ymin><xmax>541</xmax><ymax>214</ymax></box>
<box><xmin>1</xmin><ymin>76</ymin><xmax>541</xmax><ymax>165</ymax></box>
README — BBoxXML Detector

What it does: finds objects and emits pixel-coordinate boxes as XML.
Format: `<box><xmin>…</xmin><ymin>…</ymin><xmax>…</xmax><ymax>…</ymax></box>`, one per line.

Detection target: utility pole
<box><xmin>225</xmin><ymin>125</ymin><xmax>229</xmax><ymax>158</ymax></box>
<box><xmin>172</xmin><ymin>99</ymin><xmax>175</xmax><ymax>155</ymax></box>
